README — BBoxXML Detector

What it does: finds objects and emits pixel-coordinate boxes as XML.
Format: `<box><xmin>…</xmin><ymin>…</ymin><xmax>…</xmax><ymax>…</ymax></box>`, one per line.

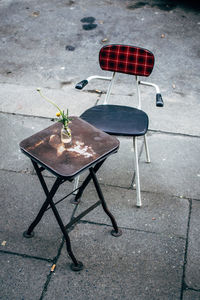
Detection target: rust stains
<box><xmin>27</xmin><ymin>139</ymin><xmax>44</xmax><ymax>151</ymax></box>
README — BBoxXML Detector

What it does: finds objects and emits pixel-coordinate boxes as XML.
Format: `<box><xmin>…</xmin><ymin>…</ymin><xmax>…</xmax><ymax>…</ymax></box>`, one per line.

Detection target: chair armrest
<box><xmin>75</xmin><ymin>75</ymin><xmax>112</xmax><ymax>90</ymax></box>
<box><xmin>75</xmin><ymin>80</ymin><xmax>88</xmax><ymax>90</ymax></box>
<box><xmin>139</xmin><ymin>80</ymin><xmax>164</xmax><ymax>107</ymax></box>
<box><xmin>156</xmin><ymin>93</ymin><xmax>164</xmax><ymax>107</ymax></box>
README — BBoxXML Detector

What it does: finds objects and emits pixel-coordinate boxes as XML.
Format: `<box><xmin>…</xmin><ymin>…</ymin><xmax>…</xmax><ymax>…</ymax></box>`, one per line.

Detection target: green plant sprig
<box><xmin>37</xmin><ymin>88</ymin><xmax>71</xmax><ymax>131</ymax></box>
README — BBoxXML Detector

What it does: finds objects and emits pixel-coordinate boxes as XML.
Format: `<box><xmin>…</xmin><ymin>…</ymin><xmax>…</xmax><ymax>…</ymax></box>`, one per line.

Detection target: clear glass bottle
<box><xmin>61</xmin><ymin>127</ymin><xmax>72</xmax><ymax>144</ymax></box>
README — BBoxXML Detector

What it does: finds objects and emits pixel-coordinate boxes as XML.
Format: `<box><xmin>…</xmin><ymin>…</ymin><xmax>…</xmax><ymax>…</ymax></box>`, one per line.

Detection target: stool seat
<box><xmin>20</xmin><ymin>117</ymin><xmax>119</xmax><ymax>179</ymax></box>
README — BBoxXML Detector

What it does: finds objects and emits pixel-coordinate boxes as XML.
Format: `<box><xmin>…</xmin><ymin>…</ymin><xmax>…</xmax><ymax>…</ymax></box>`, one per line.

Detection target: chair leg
<box><xmin>144</xmin><ymin>135</ymin><xmax>151</xmax><ymax>163</ymax></box>
<box><xmin>72</xmin><ymin>176</ymin><xmax>79</xmax><ymax>195</ymax></box>
<box><xmin>133</xmin><ymin>137</ymin><xmax>142</xmax><ymax>207</ymax></box>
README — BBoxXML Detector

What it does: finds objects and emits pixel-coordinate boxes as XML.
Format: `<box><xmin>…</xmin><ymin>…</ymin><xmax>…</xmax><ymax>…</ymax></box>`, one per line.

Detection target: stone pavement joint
<box><xmin>0</xmin><ymin>249</ymin><xmax>53</xmax><ymax>263</ymax></box>
<box><xmin>180</xmin><ymin>199</ymin><xmax>192</xmax><ymax>299</ymax></box>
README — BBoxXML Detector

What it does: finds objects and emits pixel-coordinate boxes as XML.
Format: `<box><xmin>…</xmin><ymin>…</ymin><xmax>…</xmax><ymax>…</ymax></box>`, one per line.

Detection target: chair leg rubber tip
<box><xmin>70</xmin><ymin>198</ymin><xmax>81</xmax><ymax>205</ymax></box>
<box><xmin>111</xmin><ymin>229</ymin><xmax>122</xmax><ymax>237</ymax></box>
<box><xmin>70</xmin><ymin>261</ymin><xmax>84</xmax><ymax>272</ymax></box>
<box><xmin>23</xmin><ymin>230</ymin><xmax>35</xmax><ymax>238</ymax></box>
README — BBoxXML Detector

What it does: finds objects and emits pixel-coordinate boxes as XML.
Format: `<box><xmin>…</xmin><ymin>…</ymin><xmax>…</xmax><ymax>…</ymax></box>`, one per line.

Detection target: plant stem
<box><xmin>37</xmin><ymin>88</ymin><xmax>62</xmax><ymax>114</ymax></box>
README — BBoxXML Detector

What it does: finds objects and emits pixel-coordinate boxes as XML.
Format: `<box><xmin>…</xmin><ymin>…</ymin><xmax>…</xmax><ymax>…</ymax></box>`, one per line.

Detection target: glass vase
<box><xmin>61</xmin><ymin>127</ymin><xmax>72</xmax><ymax>144</ymax></box>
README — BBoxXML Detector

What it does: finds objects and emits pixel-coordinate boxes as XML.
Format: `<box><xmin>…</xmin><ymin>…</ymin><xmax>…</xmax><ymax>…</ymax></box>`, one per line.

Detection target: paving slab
<box><xmin>0</xmin><ymin>170</ymin><xmax>74</xmax><ymax>260</ymax></box>
<box><xmin>43</xmin><ymin>223</ymin><xmax>185</xmax><ymax>300</ymax></box>
<box><xmin>183</xmin><ymin>290</ymin><xmax>200</xmax><ymax>300</ymax></box>
<box><xmin>0</xmin><ymin>83</ymin><xmax>98</xmax><ymax>117</ymax></box>
<box><xmin>0</xmin><ymin>112</ymin><xmax>53</xmax><ymax>173</ymax></box>
<box><xmin>95</xmin><ymin>135</ymin><xmax>143</xmax><ymax>188</ymax></box>
<box><xmin>73</xmin><ymin>182</ymin><xmax>189</xmax><ymax>238</ymax></box>
<box><xmin>144</xmin><ymin>91</ymin><xmax>200</xmax><ymax>137</ymax></box>
<box><xmin>0</xmin><ymin>252</ymin><xmax>51</xmax><ymax>300</ymax></box>
<box><xmin>97</xmin><ymin>131</ymin><xmax>200</xmax><ymax>199</ymax></box>
<box><xmin>185</xmin><ymin>200</ymin><xmax>200</xmax><ymax>290</ymax></box>
<box><xmin>96</xmin><ymin>90</ymin><xmax>200</xmax><ymax>136</ymax></box>
<box><xmin>1</xmin><ymin>105</ymin><xmax>200</xmax><ymax>202</ymax></box>
<box><xmin>0</xmin><ymin>0</ymin><xmax>199</xmax><ymax>100</ymax></box>
<box><xmin>140</xmin><ymin>132</ymin><xmax>200</xmax><ymax>199</ymax></box>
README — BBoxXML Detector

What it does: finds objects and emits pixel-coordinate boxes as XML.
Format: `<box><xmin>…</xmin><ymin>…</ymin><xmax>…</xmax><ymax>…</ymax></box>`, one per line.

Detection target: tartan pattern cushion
<box><xmin>99</xmin><ymin>44</ymin><xmax>154</xmax><ymax>77</ymax></box>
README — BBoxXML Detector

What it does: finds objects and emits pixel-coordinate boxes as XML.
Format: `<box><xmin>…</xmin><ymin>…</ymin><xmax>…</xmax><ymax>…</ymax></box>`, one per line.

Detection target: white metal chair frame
<box><xmin>74</xmin><ymin>72</ymin><xmax>162</xmax><ymax>207</ymax></box>
<box><xmin>74</xmin><ymin>44</ymin><xmax>164</xmax><ymax>207</ymax></box>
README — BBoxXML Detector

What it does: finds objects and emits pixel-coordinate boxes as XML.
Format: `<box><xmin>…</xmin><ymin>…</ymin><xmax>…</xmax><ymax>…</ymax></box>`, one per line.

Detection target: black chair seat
<box><xmin>80</xmin><ymin>104</ymin><xmax>149</xmax><ymax>136</ymax></box>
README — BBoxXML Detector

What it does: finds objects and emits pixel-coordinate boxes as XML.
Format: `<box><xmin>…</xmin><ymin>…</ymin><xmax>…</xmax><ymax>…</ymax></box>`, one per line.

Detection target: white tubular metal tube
<box><xmin>86</xmin><ymin>75</ymin><xmax>112</xmax><ymax>82</ymax></box>
<box><xmin>139</xmin><ymin>80</ymin><xmax>160</xmax><ymax>94</ymax></box>
<box><xmin>73</xmin><ymin>176</ymin><xmax>79</xmax><ymax>195</ymax></box>
<box><xmin>136</xmin><ymin>76</ymin><xmax>141</xmax><ymax>109</ymax></box>
<box><xmin>133</xmin><ymin>137</ymin><xmax>142</xmax><ymax>207</ymax></box>
<box><xmin>103</xmin><ymin>72</ymin><xmax>116</xmax><ymax>104</ymax></box>
<box><xmin>144</xmin><ymin>135</ymin><xmax>151</xmax><ymax>163</ymax></box>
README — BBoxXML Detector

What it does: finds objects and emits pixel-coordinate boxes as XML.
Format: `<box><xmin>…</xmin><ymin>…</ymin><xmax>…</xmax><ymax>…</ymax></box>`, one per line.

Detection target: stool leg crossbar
<box><xmin>23</xmin><ymin>159</ymin><xmax>122</xmax><ymax>271</ymax></box>
<box><xmin>72</xmin><ymin>159</ymin><xmax>105</xmax><ymax>204</ymax></box>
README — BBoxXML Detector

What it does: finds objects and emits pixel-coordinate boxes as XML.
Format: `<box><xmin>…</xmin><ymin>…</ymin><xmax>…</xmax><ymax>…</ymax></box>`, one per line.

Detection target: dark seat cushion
<box><xmin>80</xmin><ymin>104</ymin><xmax>149</xmax><ymax>136</ymax></box>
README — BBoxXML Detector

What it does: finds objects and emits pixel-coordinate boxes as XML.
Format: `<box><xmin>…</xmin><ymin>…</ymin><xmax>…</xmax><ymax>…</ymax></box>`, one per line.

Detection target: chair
<box><xmin>75</xmin><ymin>44</ymin><xmax>164</xmax><ymax>207</ymax></box>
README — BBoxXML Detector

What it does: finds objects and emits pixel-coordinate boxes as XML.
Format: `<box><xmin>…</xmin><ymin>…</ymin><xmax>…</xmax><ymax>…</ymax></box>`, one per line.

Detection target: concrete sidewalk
<box><xmin>0</xmin><ymin>0</ymin><xmax>200</xmax><ymax>299</ymax></box>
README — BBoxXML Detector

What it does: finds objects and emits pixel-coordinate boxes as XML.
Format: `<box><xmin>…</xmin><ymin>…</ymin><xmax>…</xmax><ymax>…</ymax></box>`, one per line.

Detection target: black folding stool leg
<box><xmin>22</xmin><ymin>161</ymin><xmax>82</xmax><ymax>270</ymax></box>
<box><xmin>47</xmin><ymin>195</ymin><xmax>83</xmax><ymax>271</ymax></box>
<box><xmin>23</xmin><ymin>162</ymin><xmax>62</xmax><ymax>238</ymax></box>
<box><xmin>89</xmin><ymin>167</ymin><xmax>122</xmax><ymax>237</ymax></box>
<box><xmin>72</xmin><ymin>159</ymin><xmax>105</xmax><ymax>204</ymax></box>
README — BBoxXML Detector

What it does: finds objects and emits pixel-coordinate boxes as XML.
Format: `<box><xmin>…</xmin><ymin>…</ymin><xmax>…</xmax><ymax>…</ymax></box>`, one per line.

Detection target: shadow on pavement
<box><xmin>126</xmin><ymin>0</ymin><xmax>200</xmax><ymax>11</ymax></box>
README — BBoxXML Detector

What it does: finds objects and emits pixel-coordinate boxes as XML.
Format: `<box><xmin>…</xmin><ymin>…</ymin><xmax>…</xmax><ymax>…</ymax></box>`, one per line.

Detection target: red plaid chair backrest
<box><xmin>99</xmin><ymin>44</ymin><xmax>154</xmax><ymax>77</ymax></box>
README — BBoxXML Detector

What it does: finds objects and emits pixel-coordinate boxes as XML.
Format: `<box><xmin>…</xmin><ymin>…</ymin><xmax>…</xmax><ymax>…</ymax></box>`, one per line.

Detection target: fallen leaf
<box><xmin>95</xmin><ymin>89</ymin><xmax>102</xmax><ymax>94</ymax></box>
<box><xmin>51</xmin><ymin>264</ymin><xmax>56</xmax><ymax>272</ymax></box>
<box><xmin>32</xmin><ymin>11</ymin><xmax>40</xmax><ymax>17</ymax></box>
<box><xmin>1</xmin><ymin>241</ymin><xmax>7</xmax><ymax>246</ymax></box>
